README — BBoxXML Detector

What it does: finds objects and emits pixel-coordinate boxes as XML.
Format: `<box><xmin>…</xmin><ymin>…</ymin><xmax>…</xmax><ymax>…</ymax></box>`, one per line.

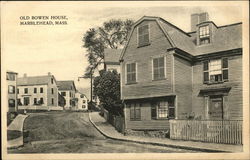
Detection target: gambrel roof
<box><xmin>120</xmin><ymin>16</ymin><xmax>242</xmax><ymax>60</ymax></box>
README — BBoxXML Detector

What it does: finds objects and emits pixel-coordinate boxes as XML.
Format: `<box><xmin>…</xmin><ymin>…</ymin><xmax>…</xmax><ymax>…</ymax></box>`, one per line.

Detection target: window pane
<box><xmin>204</xmin><ymin>72</ymin><xmax>209</xmax><ymax>82</ymax></box>
<box><xmin>127</xmin><ymin>64</ymin><xmax>131</xmax><ymax>72</ymax></box>
<box><xmin>203</xmin><ymin>61</ymin><xmax>208</xmax><ymax>71</ymax></box>
<box><xmin>131</xmin><ymin>63</ymin><xmax>136</xmax><ymax>72</ymax></box>
<box><xmin>223</xmin><ymin>69</ymin><xmax>228</xmax><ymax>80</ymax></box>
<box><xmin>159</xmin><ymin>57</ymin><xmax>164</xmax><ymax>67</ymax></box>
<box><xmin>169</xmin><ymin>108</ymin><xmax>175</xmax><ymax>119</ymax></box>
<box><xmin>159</xmin><ymin>68</ymin><xmax>165</xmax><ymax>78</ymax></box>
<box><xmin>131</xmin><ymin>73</ymin><xmax>136</xmax><ymax>81</ymax></box>
<box><xmin>222</xmin><ymin>58</ymin><xmax>228</xmax><ymax>68</ymax></box>
<box><xmin>130</xmin><ymin>105</ymin><xmax>135</xmax><ymax>120</ymax></box>
<box><xmin>153</xmin><ymin>59</ymin><xmax>158</xmax><ymax>68</ymax></box>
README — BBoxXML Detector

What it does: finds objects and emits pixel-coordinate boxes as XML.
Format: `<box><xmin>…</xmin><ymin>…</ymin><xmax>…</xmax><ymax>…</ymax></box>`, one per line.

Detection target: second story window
<box><xmin>40</xmin><ymin>87</ymin><xmax>43</xmax><ymax>93</ymax></box>
<box><xmin>24</xmin><ymin>88</ymin><xmax>28</xmax><ymax>94</ymax></box>
<box><xmin>34</xmin><ymin>88</ymin><xmax>37</xmax><ymax>93</ymax></box>
<box><xmin>7</xmin><ymin>73</ymin><xmax>15</xmax><ymax>81</ymax></box>
<box><xmin>51</xmin><ymin>88</ymin><xmax>54</xmax><ymax>94</ymax></box>
<box><xmin>138</xmin><ymin>24</ymin><xmax>149</xmax><ymax>47</ymax></box>
<box><xmin>203</xmin><ymin>58</ymin><xmax>228</xmax><ymax>84</ymax></box>
<box><xmin>153</xmin><ymin>57</ymin><xmax>165</xmax><ymax>80</ymax></box>
<box><xmin>126</xmin><ymin>63</ymin><xmax>136</xmax><ymax>84</ymax></box>
<box><xmin>8</xmin><ymin>85</ymin><xmax>15</xmax><ymax>94</ymax></box>
<box><xmin>51</xmin><ymin>78</ymin><xmax>53</xmax><ymax>84</ymax></box>
<box><xmin>199</xmin><ymin>25</ymin><xmax>210</xmax><ymax>45</ymax></box>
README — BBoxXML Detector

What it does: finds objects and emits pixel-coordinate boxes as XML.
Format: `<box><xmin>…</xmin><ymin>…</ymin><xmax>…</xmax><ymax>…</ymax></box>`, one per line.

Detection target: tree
<box><xmin>82</xmin><ymin>19</ymin><xmax>134</xmax><ymax>76</ymax></box>
<box><xmin>93</xmin><ymin>70</ymin><xmax>123</xmax><ymax>116</ymax></box>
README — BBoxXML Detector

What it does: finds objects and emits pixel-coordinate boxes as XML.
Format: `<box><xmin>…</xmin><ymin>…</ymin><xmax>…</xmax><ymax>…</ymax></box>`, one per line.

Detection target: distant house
<box><xmin>6</xmin><ymin>71</ymin><xmax>18</xmax><ymax>113</ymax></box>
<box><xmin>104</xmin><ymin>48</ymin><xmax>122</xmax><ymax>73</ymax></box>
<box><xmin>74</xmin><ymin>91</ymin><xmax>88</xmax><ymax>111</ymax></box>
<box><xmin>120</xmin><ymin>13</ymin><xmax>242</xmax><ymax>133</ymax></box>
<box><xmin>57</xmin><ymin>80</ymin><xmax>77</xmax><ymax>110</ymax></box>
<box><xmin>17</xmin><ymin>72</ymin><xmax>59</xmax><ymax>110</ymax></box>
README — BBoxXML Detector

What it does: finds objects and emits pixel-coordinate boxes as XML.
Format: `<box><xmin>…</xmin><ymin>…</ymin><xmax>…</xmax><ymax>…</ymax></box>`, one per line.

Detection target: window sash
<box><xmin>153</xmin><ymin>57</ymin><xmax>165</xmax><ymax>80</ymax></box>
<box><xmin>203</xmin><ymin>58</ymin><xmax>228</xmax><ymax>83</ymax></box>
<box><xmin>126</xmin><ymin>63</ymin><xmax>136</xmax><ymax>83</ymax></box>
<box><xmin>138</xmin><ymin>25</ymin><xmax>149</xmax><ymax>46</ymax></box>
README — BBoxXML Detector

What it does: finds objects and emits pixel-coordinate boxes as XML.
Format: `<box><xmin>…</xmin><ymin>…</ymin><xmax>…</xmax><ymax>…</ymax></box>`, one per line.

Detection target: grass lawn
<box><xmin>7</xmin><ymin>130</ymin><xmax>22</xmax><ymax>140</ymax></box>
<box><xmin>23</xmin><ymin>112</ymin><xmax>102</xmax><ymax>143</ymax></box>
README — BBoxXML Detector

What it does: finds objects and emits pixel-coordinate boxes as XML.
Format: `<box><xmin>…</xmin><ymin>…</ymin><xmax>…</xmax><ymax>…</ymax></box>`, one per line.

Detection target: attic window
<box><xmin>138</xmin><ymin>25</ymin><xmax>149</xmax><ymax>47</ymax></box>
<box><xmin>199</xmin><ymin>25</ymin><xmax>210</xmax><ymax>45</ymax></box>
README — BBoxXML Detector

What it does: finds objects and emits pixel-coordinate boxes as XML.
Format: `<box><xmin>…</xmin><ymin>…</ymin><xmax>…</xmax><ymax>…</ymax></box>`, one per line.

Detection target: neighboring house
<box><xmin>120</xmin><ymin>13</ymin><xmax>242</xmax><ymax>132</ymax></box>
<box><xmin>74</xmin><ymin>91</ymin><xmax>88</xmax><ymax>111</ymax></box>
<box><xmin>104</xmin><ymin>48</ymin><xmax>122</xmax><ymax>73</ymax></box>
<box><xmin>7</xmin><ymin>71</ymin><xmax>18</xmax><ymax>113</ymax></box>
<box><xmin>57</xmin><ymin>80</ymin><xmax>77</xmax><ymax>110</ymax></box>
<box><xmin>17</xmin><ymin>72</ymin><xmax>59</xmax><ymax>110</ymax></box>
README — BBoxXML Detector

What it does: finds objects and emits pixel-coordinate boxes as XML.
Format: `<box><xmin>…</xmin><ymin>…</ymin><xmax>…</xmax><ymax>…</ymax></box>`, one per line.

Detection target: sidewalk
<box><xmin>7</xmin><ymin>114</ymin><xmax>28</xmax><ymax>148</ymax></box>
<box><xmin>89</xmin><ymin>112</ymin><xmax>243</xmax><ymax>153</ymax></box>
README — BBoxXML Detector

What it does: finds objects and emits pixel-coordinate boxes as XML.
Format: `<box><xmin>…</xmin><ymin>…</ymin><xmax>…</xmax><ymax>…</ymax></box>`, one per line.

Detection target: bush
<box><xmin>94</xmin><ymin>70</ymin><xmax>123</xmax><ymax>116</ymax></box>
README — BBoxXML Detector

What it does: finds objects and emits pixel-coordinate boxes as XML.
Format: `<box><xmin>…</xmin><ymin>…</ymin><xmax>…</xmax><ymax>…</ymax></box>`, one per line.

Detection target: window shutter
<box><xmin>203</xmin><ymin>61</ymin><xmax>209</xmax><ymax>83</ymax></box>
<box><xmin>135</xmin><ymin>104</ymin><xmax>141</xmax><ymax>120</ymax></box>
<box><xmin>222</xmin><ymin>58</ymin><xmax>228</xmax><ymax>81</ymax></box>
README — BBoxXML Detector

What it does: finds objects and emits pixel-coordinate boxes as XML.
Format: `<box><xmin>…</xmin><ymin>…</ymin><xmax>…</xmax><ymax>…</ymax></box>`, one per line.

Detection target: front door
<box><xmin>24</xmin><ymin>97</ymin><xmax>30</xmax><ymax>106</ymax></box>
<box><xmin>209</xmin><ymin>96</ymin><xmax>223</xmax><ymax>120</ymax></box>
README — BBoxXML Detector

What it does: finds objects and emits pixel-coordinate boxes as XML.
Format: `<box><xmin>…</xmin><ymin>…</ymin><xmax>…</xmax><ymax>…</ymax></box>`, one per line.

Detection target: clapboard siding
<box><xmin>121</xmin><ymin>20</ymin><xmax>173</xmax><ymax>100</ymax></box>
<box><xmin>192</xmin><ymin>54</ymin><xmax>242</xmax><ymax>120</ymax></box>
<box><xmin>124</xmin><ymin>102</ymin><xmax>170</xmax><ymax>130</ymax></box>
<box><xmin>174</xmin><ymin>56</ymin><xmax>193</xmax><ymax>119</ymax></box>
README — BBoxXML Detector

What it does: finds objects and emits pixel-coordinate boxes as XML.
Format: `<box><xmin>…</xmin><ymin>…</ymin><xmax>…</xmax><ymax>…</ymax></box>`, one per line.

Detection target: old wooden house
<box><xmin>120</xmin><ymin>13</ymin><xmax>242</xmax><ymax>143</ymax></box>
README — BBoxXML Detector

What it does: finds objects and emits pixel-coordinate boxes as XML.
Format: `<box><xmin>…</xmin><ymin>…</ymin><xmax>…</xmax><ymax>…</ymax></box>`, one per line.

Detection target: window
<box><xmin>151</xmin><ymin>98</ymin><xmax>175</xmax><ymax>119</ymax></box>
<box><xmin>82</xmin><ymin>105</ymin><xmax>86</xmax><ymax>108</ymax></box>
<box><xmin>138</xmin><ymin>25</ymin><xmax>150</xmax><ymax>47</ymax></box>
<box><xmin>70</xmin><ymin>92</ymin><xmax>72</xmax><ymax>97</ymax></box>
<box><xmin>83</xmin><ymin>100</ymin><xmax>86</xmax><ymax>103</ymax></box>
<box><xmin>40</xmin><ymin>87</ymin><xmax>43</xmax><ymax>93</ymax></box>
<box><xmin>153</xmin><ymin>57</ymin><xmax>165</xmax><ymax>80</ymax></box>
<box><xmin>24</xmin><ymin>97</ymin><xmax>29</xmax><ymax>106</ymax></box>
<box><xmin>7</xmin><ymin>73</ymin><xmax>15</xmax><ymax>81</ymax></box>
<box><xmin>51</xmin><ymin>88</ymin><xmax>54</xmax><ymax>94</ymax></box>
<box><xmin>126</xmin><ymin>63</ymin><xmax>136</xmax><ymax>83</ymax></box>
<box><xmin>34</xmin><ymin>98</ymin><xmax>37</xmax><ymax>105</ymax></box>
<box><xmin>34</xmin><ymin>88</ymin><xmax>37</xmax><ymax>93</ymax></box>
<box><xmin>80</xmin><ymin>95</ymin><xmax>84</xmax><ymax>98</ymax></box>
<box><xmin>129</xmin><ymin>103</ymin><xmax>141</xmax><ymax>120</ymax></box>
<box><xmin>9</xmin><ymin>99</ymin><xmax>15</xmax><ymax>107</ymax></box>
<box><xmin>8</xmin><ymin>85</ymin><xmax>15</xmax><ymax>94</ymax></box>
<box><xmin>24</xmin><ymin>88</ymin><xmax>28</xmax><ymax>94</ymax></box>
<box><xmin>18</xmin><ymin>99</ymin><xmax>22</xmax><ymax>106</ymax></box>
<box><xmin>51</xmin><ymin>78</ymin><xmax>53</xmax><ymax>84</ymax></box>
<box><xmin>52</xmin><ymin>98</ymin><xmax>54</xmax><ymax>105</ymax></box>
<box><xmin>17</xmin><ymin>88</ymin><xmax>19</xmax><ymax>94</ymax></box>
<box><xmin>199</xmin><ymin>25</ymin><xmax>210</xmax><ymax>45</ymax></box>
<box><xmin>203</xmin><ymin>58</ymin><xmax>228</xmax><ymax>83</ymax></box>
<box><xmin>39</xmin><ymin>98</ymin><xmax>44</xmax><ymax>104</ymax></box>
<box><xmin>61</xmin><ymin>92</ymin><xmax>66</xmax><ymax>96</ymax></box>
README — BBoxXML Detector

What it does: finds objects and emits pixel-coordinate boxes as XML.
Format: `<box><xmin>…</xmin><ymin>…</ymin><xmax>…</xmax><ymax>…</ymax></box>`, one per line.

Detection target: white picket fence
<box><xmin>170</xmin><ymin>119</ymin><xmax>242</xmax><ymax>144</ymax></box>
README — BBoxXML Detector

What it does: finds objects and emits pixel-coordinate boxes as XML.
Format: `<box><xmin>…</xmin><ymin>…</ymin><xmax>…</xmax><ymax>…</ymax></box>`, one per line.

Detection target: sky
<box><xmin>1</xmin><ymin>1</ymin><xmax>245</xmax><ymax>98</ymax></box>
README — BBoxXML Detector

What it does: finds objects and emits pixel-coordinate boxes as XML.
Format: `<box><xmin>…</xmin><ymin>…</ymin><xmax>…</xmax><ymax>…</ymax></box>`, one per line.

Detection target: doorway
<box><xmin>209</xmin><ymin>96</ymin><xmax>223</xmax><ymax>120</ymax></box>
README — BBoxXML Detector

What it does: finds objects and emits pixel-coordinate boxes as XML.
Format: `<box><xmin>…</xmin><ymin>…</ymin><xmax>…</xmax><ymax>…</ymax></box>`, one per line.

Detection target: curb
<box><xmin>88</xmin><ymin>112</ymin><xmax>227</xmax><ymax>153</ymax></box>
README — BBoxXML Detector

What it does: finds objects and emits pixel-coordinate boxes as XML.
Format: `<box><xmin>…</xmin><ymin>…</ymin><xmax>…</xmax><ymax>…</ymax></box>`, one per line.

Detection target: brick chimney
<box><xmin>191</xmin><ymin>12</ymin><xmax>209</xmax><ymax>32</ymax></box>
